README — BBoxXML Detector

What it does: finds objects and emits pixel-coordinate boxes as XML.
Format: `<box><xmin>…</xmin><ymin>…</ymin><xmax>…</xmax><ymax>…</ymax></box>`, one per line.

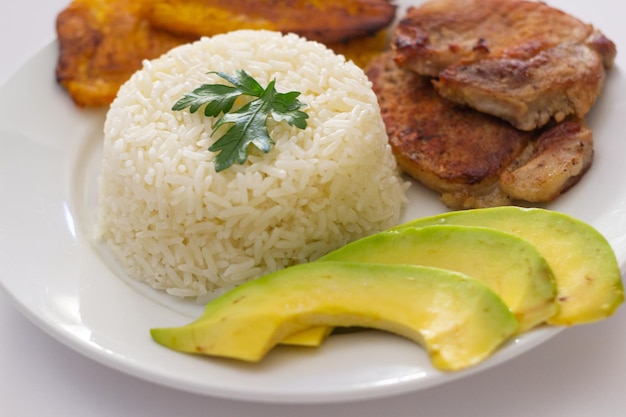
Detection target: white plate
<box><xmin>1</xmin><ymin>1</ymin><xmax>626</xmax><ymax>404</ymax></box>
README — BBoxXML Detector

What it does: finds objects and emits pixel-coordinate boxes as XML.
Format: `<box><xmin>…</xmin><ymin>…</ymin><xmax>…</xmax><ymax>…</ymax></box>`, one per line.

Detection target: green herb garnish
<box><xmin>172</xmin><ymin>70</ymin><xmax>308</xmax><ymax>172</ymax></box>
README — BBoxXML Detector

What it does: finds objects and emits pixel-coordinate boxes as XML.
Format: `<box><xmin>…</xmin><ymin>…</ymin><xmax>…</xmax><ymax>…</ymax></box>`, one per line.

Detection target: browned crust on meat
<box><xmin>391</xmin><ymin>0</ymin><xmax>616</xmax><ymax>131</ymax></box>
<box><xmin>393</xmin><ymin>0</ymin><xmax>598</xmax><ymax>75</ymax></box>
<box><xmin>366</xmin><ymin>51</ymin><xmax>531</xmax><ymax>208</ymax></box>
<box><xmin>366</xmin><ymin>51</ymin><xmax>594</xmax><ymax>209</ymax></box>
<box><xmin>434</xmin><ymin>37</ymin><xmax>610</xmax><ymax>130</ymax></box>
<box><xmin>499</xmin><ymin>120</ymin><xmax>594</xmax><ymax>202</ymax></box>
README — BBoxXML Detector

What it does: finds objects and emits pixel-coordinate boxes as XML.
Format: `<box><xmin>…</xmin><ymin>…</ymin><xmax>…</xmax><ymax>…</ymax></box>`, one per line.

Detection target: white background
<box><xmin>1</xmin><ymin>0</ymin><xmax>625</xmax><ymax>416</ymax></box>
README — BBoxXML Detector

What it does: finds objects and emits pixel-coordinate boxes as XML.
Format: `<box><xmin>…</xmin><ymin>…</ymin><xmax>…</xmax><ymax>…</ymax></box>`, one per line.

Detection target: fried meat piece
<box><xmin>392</xmin><ymin>0</ymin><xmax>616</xmax><ymax>131</ymax></box>
<box><xmin>499</xmin><ymin>120</ymin><xmax>593</xmax><ymax>202</ymax></box>
<box><xmin>56</xmin><ymin>0</ymin><xmax>194</xmax><ymax>107</ymax></box>
<box><xmin>366</xmin><ymin>51</ymin><xmax>593</xmax><ymax>209</ymax></box>
<box><xmin>146</xmin><ymin>0</ymin><xmax>397</xmax><ymax>44</ymax></box>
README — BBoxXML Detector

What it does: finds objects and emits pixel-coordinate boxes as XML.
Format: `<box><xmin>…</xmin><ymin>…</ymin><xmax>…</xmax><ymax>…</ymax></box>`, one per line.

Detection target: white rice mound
<box><xmin>95</xmin><ymin>30</ymin><xmax>409</xmax><ymax>298</ymax></box>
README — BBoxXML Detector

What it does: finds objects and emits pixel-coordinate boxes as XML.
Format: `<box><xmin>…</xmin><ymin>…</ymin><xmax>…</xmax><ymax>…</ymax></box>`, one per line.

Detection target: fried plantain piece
<box><xmin>146</xmin><ymin>0</ymin><xmax>396</xmax><ymax>44</ymax></box>
<box><xmin>56</xmin><ymin>0</ymin><xmax>396</xmax><ymax>107</ymax></box>
<box><xmin>328</xmin><ymin>29</ymin><xmax>392</xmax><ymax>68</ymax></box>
<box><xmin>56</xmin><ymin>0</ymin><xmax>195</xmax><ymax>107</ymax></box>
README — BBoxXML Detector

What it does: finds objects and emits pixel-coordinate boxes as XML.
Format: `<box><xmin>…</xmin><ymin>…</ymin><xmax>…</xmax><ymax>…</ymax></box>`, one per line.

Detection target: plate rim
<box><xmin>0</xmin><ymin>34</ymin><xmax>623</xmax><ymax>403</ymax></box>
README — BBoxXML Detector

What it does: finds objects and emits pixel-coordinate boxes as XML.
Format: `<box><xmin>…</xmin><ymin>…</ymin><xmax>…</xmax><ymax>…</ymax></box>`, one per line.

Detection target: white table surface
<box><xmin>1</xmin><ymin>1</ymin><xmax>625</xmax><ymax>416</ymax></box>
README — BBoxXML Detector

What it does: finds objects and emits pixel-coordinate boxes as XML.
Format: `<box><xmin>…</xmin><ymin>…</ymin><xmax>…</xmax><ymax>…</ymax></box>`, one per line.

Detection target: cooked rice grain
<box><xmin>95</xmin><ymin>30</ymin><xmax>408</xmax><ymax>298</ymax></box>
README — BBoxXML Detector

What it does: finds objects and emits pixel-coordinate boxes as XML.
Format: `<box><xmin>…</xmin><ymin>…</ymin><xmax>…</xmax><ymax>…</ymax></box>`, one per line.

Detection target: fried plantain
<box><xmin>56</xmin><ymin>0</ymin><xmax>194</xmax><ymax>107</ymax></box>
<box><xmin>55</xmin><ymin>0</ymin><xmax>396</xmax><ymax>107</ymax></box>
<box><xmin>146</xmin><ymin>0</ymin><xmax>396</xmax><ymax>44</ymax></box>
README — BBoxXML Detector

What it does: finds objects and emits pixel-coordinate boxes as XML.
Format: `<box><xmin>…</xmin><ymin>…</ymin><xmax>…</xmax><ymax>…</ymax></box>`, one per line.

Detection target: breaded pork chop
<box><xmin>366</xmin><ymin>52</ymin><xmax>593</xmax><ymax>209</ymax></box>
<box><xmin>392</xmin><ymin>0</ymin><xmax>616</xmax><ymax>131</ymax></box>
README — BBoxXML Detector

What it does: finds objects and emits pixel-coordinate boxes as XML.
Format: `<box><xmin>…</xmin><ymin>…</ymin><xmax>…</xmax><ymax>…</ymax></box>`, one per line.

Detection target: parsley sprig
<box><xmin>172</xmin><ymin>70</ymin><xmax>308</xmax><ymax>172</ymax></box>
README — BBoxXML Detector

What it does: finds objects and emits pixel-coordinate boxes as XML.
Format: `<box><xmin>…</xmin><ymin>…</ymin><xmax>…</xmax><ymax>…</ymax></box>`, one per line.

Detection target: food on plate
<box><xmin>55</xmin><ymin>0</ymin><xmax>195</xmax><ymax>107</ymax></box>
<box><xmin>393</xmin><ymin>0</ymin><xmax>616</xmax><ymax>131</ymax></box>
<box><xmin>360</xmin><ymin>0</ymin><xmax>611</xmax><ymax>208</ymax></box>
<box><xmin>319</xmin><ymin>224</ymin><xmax>557</xmax><ymax>332</ymax></box>
<box><xmin>313</xmin><ymin>29</ymin><xmax>393</xmax><ymax>72</ymax></box>
<box><xmin>55</xmin><ymin>0</ymin><xmax>397</xmax><ymax>107</ymax></box>
<box><xmin>146</xmin><ymin>0</ymin><xmax>396</xmax><ymax>44</ymax></box>
<box><xmin>283</xmin><ymin>222</ymin><xmax>557</xmax><ymax>346</ymax></box>
<box><xmin>95</xmin><ymin>30</ymin><xmax>408</xmax><ymax>299</ymax></box>
<box><xmin>498</xmin><ymin>121</ymin><xmax>593</xmax><ymax>203</ymax></box>
<box><xmin>365</xmin><ymin>51</ymin><xmax>593</xmax><ymax>209</ymax></box>
<box><xmin>151</xmin><ymin>261</ymin><xmax>519</xmax><ymax>371</ymax></box>
<box><xmin>399</xmin><ymin>206</ymin><xmax>624</xmax><ymax>325</ymax></box>
<box><xmin>278</xmin><ymin>325</ymin><xmax>333</xmax><ymax>347</ymax></box>
<box><xmin>151</xmin><ymin>207</ymin><xmax>622</xmax><ymax>366</ymax></box>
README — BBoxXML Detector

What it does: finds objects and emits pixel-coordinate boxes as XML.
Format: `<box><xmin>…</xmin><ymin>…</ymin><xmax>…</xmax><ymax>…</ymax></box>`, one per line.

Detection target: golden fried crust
<box><xmin>434</xmin><ymin>38</ymin><xmax>610</xmax><ymax>131</ymax></box>
<box><xmin>55</xmin><ymin>0</ymin><xmax>396</xmax><ymax>107</ymax></box>
<box><xmin>391</xmin><ymin>0</ymin><xmax>616</xmax><ymax>131</ymax></box>
<box><xmin>393</xmin><ymin>0</ymin><xmax>596</xmax><ymax>75</ymax></box>
<box><xmin>147</xmin><ymin>0</ymin><xmax>397</xmax><ymax>44</ymax></box>
<box><xmin>56</xmin><ymin>0</ymin><xmax>193</xmax><ymax>107</ymax></box>
<box><xmin>366</xmin><ymin>52</ymin><xmax>531</xmax><ymax>208</ymax></box>
<box><xmin>366</xmin><ymin>51</ymin><xmax>593</xmax><ymax>209</ymax></box>
<box><xmin>500</xmin><ymin>120</ymin><xmax>593</xmax><ymax>202</ymax></box>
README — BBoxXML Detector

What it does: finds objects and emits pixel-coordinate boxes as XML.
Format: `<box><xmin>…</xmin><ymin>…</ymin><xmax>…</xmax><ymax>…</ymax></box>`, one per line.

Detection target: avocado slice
<box><xmin>396</xmin><ymin>207</ymin><xmax>624</xmax><ymax>325</ymax></box>
<box><xmin>319</xmin><ymin>225</ymin><xmax>558</xmax><ymax>332</ymax></box>
<box><xmin>277</xmin><ymin>326</ymin><xmax>333</xmax><ymax>347</ymax></box>
<box><xmin>151</xmin><ymin>261</ymin><xmax>518</xmax><ymax>371</ymax></box>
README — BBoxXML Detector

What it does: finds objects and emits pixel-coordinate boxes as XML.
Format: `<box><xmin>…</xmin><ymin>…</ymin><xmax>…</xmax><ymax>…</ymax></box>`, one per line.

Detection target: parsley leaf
<box><xmin>172</xmin><ymin>70</ymin><xmax>308</xmax><ymax>172</ymax></box>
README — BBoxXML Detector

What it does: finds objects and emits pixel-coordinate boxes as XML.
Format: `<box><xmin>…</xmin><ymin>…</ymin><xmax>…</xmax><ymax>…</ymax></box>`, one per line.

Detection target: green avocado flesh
<box><xmin>319</xmin><ymin>225</ymin><xmax>558</xmax><ymax>332</ymax></box>
<box><xmin>397</xmin><ymin>207</ymin><xmax>624</xmax><ymax>325</ymax></box>
<box><xmin>151</xmin><ymin>261</ymin><xmax>518</xmax><ymax>371</ymax></box>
